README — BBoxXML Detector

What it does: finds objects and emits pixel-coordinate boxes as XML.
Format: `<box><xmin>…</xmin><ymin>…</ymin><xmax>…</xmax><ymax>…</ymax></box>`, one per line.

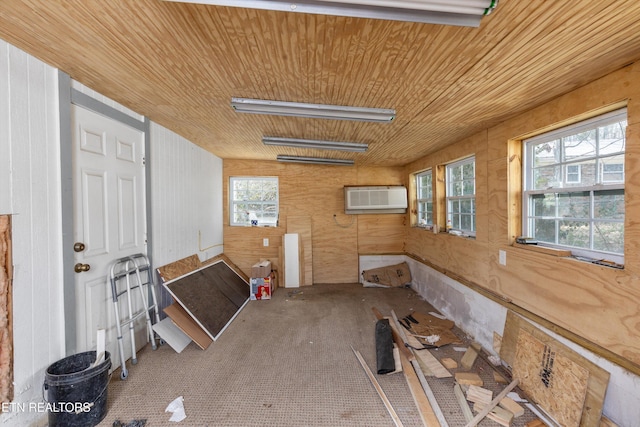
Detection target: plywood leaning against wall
<box><xmin>514</xmin><ymin>329</ymin><xmax>589</xmax><ymax>427</ymax></box>
<box><xmin>501</xmin><ymin>311</ymin><xmax>609</xmax><ymax>427</ymax></box>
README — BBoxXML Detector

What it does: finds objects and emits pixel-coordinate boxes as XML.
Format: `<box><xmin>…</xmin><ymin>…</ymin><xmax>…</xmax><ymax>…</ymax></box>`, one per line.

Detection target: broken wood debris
<box><xmin>466</xmin><ymin>385</ymin><xmax>492</xmax><ymax>405</ymax></box>
<box><xmin>371</xmin><ymin>307</ymin><xmax>443</xmax><ymax>427</ymax></box>
<box><xmin>441</xmin><ymin>357</ymin><xmax>458</xmax><ymax>369</ymax></box>
<box><xmin>455</xmin><ymin>372</ymin><xmax>483</xmax><ymax>386</ymax></box>
<box><xmin>464</xmin><ymin>379</ymin><xmax>519</xmax><ymax>427</ymax></box>
<box><xmin>472</xmin><ymin>403</ymin><xmax>514</xmax><ymax>427</ymax></box>
<box><xmin>390</xmin><ymin>310</ymin><xmax>449</xmax><ymax>427</ymax></box>
<box><xmin>494</xmin><ymin>371</ymin><xmax>508</xmax><ymax>384</ymax></box>
<box><xmin>460</xmin><ymin>342</ymin><xmax>482</xmax><ymax>369</ymax></box>
<box><xmin>499</xmin><ymin>396</ymin><xmax>525</xmax><ymax>418</ymax></box>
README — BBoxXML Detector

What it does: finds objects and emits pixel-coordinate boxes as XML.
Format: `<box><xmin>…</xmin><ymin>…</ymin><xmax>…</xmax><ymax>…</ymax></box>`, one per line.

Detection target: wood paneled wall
<box><xmin>405</xmin><ymin>61</ymin><xmax>640</xmax><ymax>369</ymax></box>
<box><xmin>223</xmin><ymin>161</ymin><xmax>405</xmax><ymax>283</ymax></box>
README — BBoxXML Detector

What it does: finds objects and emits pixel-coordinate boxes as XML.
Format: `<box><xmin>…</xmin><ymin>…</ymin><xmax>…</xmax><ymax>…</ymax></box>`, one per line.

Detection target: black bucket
<box><xmin>44</xmin><ymin>351</ymin><xmax>111</xmax><ymax>427</ymax></box>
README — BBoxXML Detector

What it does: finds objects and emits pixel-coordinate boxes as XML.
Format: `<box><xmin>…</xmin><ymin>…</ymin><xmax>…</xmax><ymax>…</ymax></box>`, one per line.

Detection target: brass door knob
<box><xmin>74</xmin><ymin>263</ymin><xmax>91</xmax><ymax>273</ymax></box>
<box><xmin>74</xmin><ymin>242</ymin><xmax>86</xmax><ymax>252</ymax></box>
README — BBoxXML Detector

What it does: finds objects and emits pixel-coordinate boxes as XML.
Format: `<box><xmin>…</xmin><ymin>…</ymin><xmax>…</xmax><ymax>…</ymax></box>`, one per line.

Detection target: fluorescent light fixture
<box><xmin>232</xmin><ymin>98</ymin><xmax>395</xmax><ymax>122</ymax></box>
<box><xmin>163</xmin><ymin>1</ymin><xmax>498</xmax><ymax>27</ymax></box>
<box><xmin>277</xmin><ymin>155</ymin><xmax>354</xmax><ymax>166</ymax></box>
<box><xmin>263</xmin><ymin>136</ymin><xmax>368</xmax><ymax>152</ymax></box>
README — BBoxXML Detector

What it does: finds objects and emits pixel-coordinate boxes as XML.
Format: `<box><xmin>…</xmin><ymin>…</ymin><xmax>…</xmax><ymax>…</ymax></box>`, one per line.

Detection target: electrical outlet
<box><xmin>499</xmin><ymin>250</ymin><xmax>506</xmax><ymax>266</ymax></box>
<box><xmin>263</xmin><ymin>238</ymin><xmax>269</xmax><ymax>247</ymax></box>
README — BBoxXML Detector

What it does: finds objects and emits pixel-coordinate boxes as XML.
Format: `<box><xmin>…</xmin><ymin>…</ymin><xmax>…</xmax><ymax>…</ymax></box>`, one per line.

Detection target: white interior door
<box><xmin>72</xmin><ymin>105</ymin><xmax>147</xmax><ymax>368</ymax></box>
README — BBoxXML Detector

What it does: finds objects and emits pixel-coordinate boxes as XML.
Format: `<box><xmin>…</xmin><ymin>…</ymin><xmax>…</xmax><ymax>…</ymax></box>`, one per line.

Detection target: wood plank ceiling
<box><xmin>2</xmin><ymin>0</ymin><xmax>640</xmax><ymax>166</ymax></box>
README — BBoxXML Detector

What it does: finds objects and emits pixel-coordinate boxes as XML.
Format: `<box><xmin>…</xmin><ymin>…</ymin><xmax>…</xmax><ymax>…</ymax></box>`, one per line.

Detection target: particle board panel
<box><xmin>286</xmin><ymin>216</ymin><xmax>312</xmax><ymax>286</ymax></box>
<box><xmin>513</xmin><ymin>328</ymin><xmax>589</xmax><ymax>427</ymax></box>
<box><xmin>501</xmin><ymin>311</ymin><xmax>609</xmax><ymax>427</ymax></box>
<box><xmin>157</xmin><ymin>254</ymin><xmax>202</xmax><ymax>283</ymax></box>
<box><xmin>163</xmin><ymin>259</ymin><xmax>250</xmax><ymax>341</ymax></box>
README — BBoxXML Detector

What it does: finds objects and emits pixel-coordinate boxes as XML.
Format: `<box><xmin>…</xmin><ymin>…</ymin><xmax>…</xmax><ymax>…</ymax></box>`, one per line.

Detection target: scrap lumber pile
<box><xmin>356</xmin><ymin>305</ymin><xmax>608</xmax><ymax>427</ymax></box>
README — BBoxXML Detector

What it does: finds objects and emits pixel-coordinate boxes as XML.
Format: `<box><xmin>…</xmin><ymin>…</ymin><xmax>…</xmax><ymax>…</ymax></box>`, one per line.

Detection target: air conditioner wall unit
<box><xmin>344</xmin><ymin>186</ymin><xmax>408</xmax><ymax>214</ymax></box>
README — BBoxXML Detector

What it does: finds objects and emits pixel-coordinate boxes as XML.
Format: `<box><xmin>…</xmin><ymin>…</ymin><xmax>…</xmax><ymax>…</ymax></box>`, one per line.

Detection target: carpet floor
<box><xmin>97</xmin><ymin>283</ymin><xmax>538</xmax><ymax>427</ymax></box>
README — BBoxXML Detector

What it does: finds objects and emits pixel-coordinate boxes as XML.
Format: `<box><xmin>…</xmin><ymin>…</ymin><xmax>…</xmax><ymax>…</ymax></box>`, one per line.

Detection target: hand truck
<box><xmin>108</xmin><ymin>254</ymin><xmax>161</xmax><ymax>379</ymax></box>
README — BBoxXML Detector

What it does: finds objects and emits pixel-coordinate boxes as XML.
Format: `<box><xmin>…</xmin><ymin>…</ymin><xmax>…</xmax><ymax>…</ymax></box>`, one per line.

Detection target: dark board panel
<box><xmin>164</xmin><ymin>260</ymin><xmax>250</xmax><ymax>340</ymax></box>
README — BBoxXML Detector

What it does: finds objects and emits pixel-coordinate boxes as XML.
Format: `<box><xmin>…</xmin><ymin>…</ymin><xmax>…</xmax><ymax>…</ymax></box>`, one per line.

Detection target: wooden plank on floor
<box><xmin>414</xmin><ymin>349</ymin><xmax>452</xmax><ymax>378</ymax></box>
<box><xmin>455</xmin><ymin>372</ymin><xmax>483</xmax><ymax>386</ymax></box>
<box><xmin>454</xmin><ymin>383</ymin><xmax>474</xmax><ymax>423</ymax></box>
<box><xmin>352</xmin><ymin>347</ymin><xmax>404</xmax><ymax>427</ymax></box>
<box><xmin>499</xmin><ymin>396</ymin><xmax>525</xmax><ymax>418</ymax></box>
<box><xmin>400</xmin><ymin>348</ymin><xmax>440</xmax><ymax>427</ymax></box>
<box><xmin>461</xmin><ymin>342</ymin><xmax>482</xmax><ymax>369</ymax></box>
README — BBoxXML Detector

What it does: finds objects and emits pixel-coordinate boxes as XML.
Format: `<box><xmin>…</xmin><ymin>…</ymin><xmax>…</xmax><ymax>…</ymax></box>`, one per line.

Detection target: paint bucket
<box><xmin>44</xmin><ymin>351</ymin><xmax>111</xmax><ymax>427</ymax></box>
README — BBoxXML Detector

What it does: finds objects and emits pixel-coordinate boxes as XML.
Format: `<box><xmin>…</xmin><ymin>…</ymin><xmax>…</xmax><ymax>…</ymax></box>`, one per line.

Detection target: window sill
<box><xmin>513</xmin><ymin>243</ymin><xmax>625</xmax><ymax>269</ymax></box>
<box><xmin>512</xmin><ymin>242</ymin><xmax>571</xmax><ymax>257</ymax></box>
<box><xmin>231</xmin><ymin>224</ymin><xmax>278</xmax><ymax>228</ymax></box>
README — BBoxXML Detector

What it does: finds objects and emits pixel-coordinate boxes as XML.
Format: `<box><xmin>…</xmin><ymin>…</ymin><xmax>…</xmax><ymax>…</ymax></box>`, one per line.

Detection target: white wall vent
<box><xmin>344</xmin><ymin>186</ymin><xmax>407</xmax><ymax>214</ymax></box>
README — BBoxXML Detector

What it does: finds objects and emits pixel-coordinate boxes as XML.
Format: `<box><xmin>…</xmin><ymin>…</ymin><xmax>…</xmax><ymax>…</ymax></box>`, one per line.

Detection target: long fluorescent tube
<box><xmin>277</xmin><ymin>155</ymin><xmax>354</xmax><ymax>166</ymax></box>
<box><xmin>163</xmin><ymin>1</ymin><xmax>498</xmax><ymax>27</ymax></box>
<box><xmin>263</xmin><ymin>136</ymin><xmax>368</xmax><ymax>152</ymax></box>
<box><xmin>232</xmin><ymin>98</ymin><xmax>395</xmax><ymax>122</ymax></box>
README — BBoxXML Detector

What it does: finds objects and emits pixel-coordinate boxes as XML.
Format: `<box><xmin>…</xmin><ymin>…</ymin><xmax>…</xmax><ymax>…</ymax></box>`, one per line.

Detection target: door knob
<box><xmin>74</xmin><ymin>242</ymin><xmax>86</xmax><ymax>252</ymax></box>
<box><xmin>74</xmin><ymin>263</ymin><xmax>91</xmax><ymax>273</ymax></box>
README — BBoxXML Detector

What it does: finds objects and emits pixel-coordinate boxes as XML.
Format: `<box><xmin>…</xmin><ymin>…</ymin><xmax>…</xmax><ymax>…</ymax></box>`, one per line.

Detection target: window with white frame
<box><xmin>416</xmin><ymin>169</ymin><xmax>433</xmax><ymax>227</ymax></box>
<box><xmin>446</xmin><ymin>157</ymin><xmax>476</xmax><ymax>235</ymax></box>
<box><xmin>523</xmin><ymin>108</ymin><xmax>627</xmax><ymax>263</ymax></box>
<box><xmin>230</xmin><ymin>177</ymin><xmax>279</xmax><ymax>226</ymax></box>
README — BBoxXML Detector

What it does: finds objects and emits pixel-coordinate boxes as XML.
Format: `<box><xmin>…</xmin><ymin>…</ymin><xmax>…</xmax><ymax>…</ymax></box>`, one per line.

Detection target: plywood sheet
<box><xmin>514</xmin><ymin>329</ymin><xmax>589</xmax><ymax>427</ymax></box>
<box><xmin>157</xmin><ymin>254</ymin><xmax>202</xmax><ymax>282</ymax></box>
<box><xmin>501</xmin><ymin>311</ymin><xmax>609</xmax><ymax>426</ymax></box>
<box><xmin>163</xmin><ymin>260</ymin><xmax>249</xmax><ymax>341</ymax></box>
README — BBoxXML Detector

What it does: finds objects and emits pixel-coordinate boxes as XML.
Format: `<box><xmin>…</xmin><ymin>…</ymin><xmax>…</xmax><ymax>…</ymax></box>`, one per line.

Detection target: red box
<box><xmin>251</xmin><ymin>274</ymin><xmax>273</xmax><ymax>300</ymax></box>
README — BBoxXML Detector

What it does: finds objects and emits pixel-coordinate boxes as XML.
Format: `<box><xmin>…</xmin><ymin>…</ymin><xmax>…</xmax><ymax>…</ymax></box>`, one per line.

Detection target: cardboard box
<box><xmin>251</xmin><ymin>260</ymin><xmax>272</xmax><ymax>278</ymax></box>
<box><xmin>250</xmin><ymin>274</ymin><xmax>273</xmax><ymax>300</ymax></box>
